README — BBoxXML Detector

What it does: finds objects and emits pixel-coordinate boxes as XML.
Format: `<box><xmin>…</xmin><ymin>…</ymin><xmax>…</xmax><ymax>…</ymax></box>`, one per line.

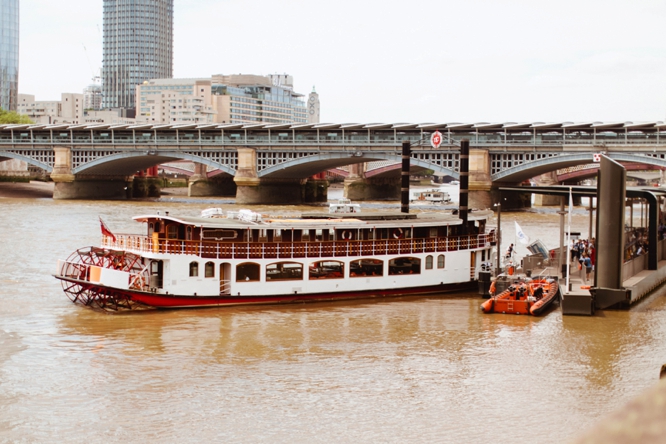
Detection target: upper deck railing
<box><xmin>1</xmin><ymin>126</ymin><xmax>664</xmax><ymax>148</ymax></box>
<box><xmin>103</xmin><ymin>232</ymin><xmax>497</xmax><ymax>260</ymax></box>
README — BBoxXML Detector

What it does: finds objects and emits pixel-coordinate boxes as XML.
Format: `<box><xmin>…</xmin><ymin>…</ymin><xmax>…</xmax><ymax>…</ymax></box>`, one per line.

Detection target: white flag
<box><xmin>515</xmin><ymin>221</ymin><xmax>530</xmax><ymax>245</ymax></box>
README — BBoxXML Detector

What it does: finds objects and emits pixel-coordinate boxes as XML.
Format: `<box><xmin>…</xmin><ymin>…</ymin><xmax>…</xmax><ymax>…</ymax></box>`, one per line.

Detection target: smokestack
<box><xmin>459</xmin><ymin>139</ymin><xmax>469</xmax><ymax>232</ymax></box>
<box><xmin>401</xmin><ymin>141</ymin><xmax>411</xmax><ymax>213</ymax></box>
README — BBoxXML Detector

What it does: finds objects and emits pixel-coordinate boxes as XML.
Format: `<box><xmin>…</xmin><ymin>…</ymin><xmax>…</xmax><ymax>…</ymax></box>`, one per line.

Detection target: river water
<box><xmin>1</xmin><ymin>186</ymin><xmax>665</xmax><ymax>443</ymax></box>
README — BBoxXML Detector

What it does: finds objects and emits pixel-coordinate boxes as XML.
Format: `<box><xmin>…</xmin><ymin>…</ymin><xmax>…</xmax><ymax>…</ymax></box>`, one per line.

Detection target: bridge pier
<box><xmin>53</xmin><ymin>175</ymin><xmax>132</xmax><ymax>199</ymax></box>
<box><xmin>131</xmin><ymin>176</ymin><xmax>161</xmax><ymax>198</ymax></box>
<box><xmin>533</xmin><ymin>172</ymin><xmax>562</xmax><ymax>206</ymax></box>
<box><xmin>50</xmin><ymin>147</ymin><xmax>132</xmax><ymax>199</ymax></box>
<box><xmin>188</xmin><ymin>163</ymin><xmax>237</xmax><ymax>197</ymax></box>
<box><xmin>304</xmin><ymin>179</ymin><xmax>328</xmax><ymax>203</ymax></box>
<box><xmin>467</xmin><ymin>148</ymin><xmax>530</xmax><ymax>210</ymax></box>
<box><xmin>234</xmin><ymin>148</ymin><xmax>327</xmax><ymax>204</ymax></box>
<box><xmin>236</xmin><ymin>178</ymin><xmax>317</xmax><ymax>204</ymax></box>
<box><xmin>343</xmin><ymin>177</ymin><xmax>400</xmax><ymax>201</ymax></box>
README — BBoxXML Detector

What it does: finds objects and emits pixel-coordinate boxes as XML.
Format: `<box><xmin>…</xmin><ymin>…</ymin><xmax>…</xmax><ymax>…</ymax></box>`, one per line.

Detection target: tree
<box><xmin>0</xmin><ymin>109</ymin><xmax>33</xmax><ymax>124</ymax></box>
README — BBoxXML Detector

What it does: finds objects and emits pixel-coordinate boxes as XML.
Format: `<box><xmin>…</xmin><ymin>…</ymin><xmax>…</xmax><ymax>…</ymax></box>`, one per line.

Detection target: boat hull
<box><xmin>56</xmin><ymin>276</ymin><xmax>477</xmax><ymax>310</ymax></box>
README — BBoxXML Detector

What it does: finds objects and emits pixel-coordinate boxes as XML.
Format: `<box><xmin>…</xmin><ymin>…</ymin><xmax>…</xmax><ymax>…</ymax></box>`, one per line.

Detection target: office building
<box><xmin>136</xmin><ymin>73</ymin><xmax>313</xmax><ymax>124</ymax></box>
<box><xmin>0</xmin><ymin>0</ymin><xmax>19</xmax><ymax>111</ymax></box>
<box><xmin>18</xmin><ymin>93</ymin><xmax>85</xmax><ymax>124</ymax></box>
<box><xmin>83</xmin><ymin>82</ymin><xmax>102</xmax><ymax>110</ymax></box>
<box><xmin>102</xmin><ymin>0</ymin><xmax>173</xmax><ymax>110</ymax></box>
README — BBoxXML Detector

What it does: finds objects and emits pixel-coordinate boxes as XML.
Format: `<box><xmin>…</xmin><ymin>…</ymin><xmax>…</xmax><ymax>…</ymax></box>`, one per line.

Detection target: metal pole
<box><xmin>589</xmin><ymin>197</ymin><xmax>594</xmax><ymax>240</ymax></box>
<box><xmin>400</xmin><ymin>141</ymin><xmax>410</xmax><ymax>213</ymax></box>
<box><xmin>496</xmin><ymin>198</ymin><xmax>502</xmax><ymax>276</ymax></box>
<box><xmin>559</xmin><ymin>197</ymin><xmax>566</xmax><ymax>286</ymax></box>
<box><xmin>459</xmin><ymin>139</ymin><xmax>469</xmax><ymax>233</ymax></box>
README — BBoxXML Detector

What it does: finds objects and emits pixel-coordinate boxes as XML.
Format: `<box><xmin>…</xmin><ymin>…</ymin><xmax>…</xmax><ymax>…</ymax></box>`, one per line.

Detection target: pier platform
<box><xmin>530</xmin><ymin>259</ymin><xmax>666</xmax><ymax>315</ymax></box>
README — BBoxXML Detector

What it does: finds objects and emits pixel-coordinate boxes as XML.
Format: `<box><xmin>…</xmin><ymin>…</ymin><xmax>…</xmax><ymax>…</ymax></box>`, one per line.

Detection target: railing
<box><xmin>103</xmin><ymin>232</ymin><xmax>496</xmax><ymax>260</ymax></box>
<box><xmin>1</xmin><ymin>131</ymin><xmax>665</xmax><ymax>147</ymax></box>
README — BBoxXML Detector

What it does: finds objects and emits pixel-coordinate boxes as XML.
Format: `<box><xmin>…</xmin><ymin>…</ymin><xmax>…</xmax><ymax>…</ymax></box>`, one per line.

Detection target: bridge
<box><xmin>1</xmin><ymin>121</ymin><xmax>665</xmax><ymax>206</ymax></box>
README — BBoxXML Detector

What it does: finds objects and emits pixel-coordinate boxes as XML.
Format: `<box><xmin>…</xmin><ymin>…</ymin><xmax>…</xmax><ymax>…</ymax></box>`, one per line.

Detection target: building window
<box><xmin>350</xmin><ymin>259</ymin><xmax>383</xmax><ymax>277</ymax></box>
<box><xmin>309</xmin><ymin>261</ymin><xmax>344</xmax><ymax>280</ymax></box>
<box><xmin>425</xmin><ymin>255</ymin><xmax>433</xmax><ymax>270</ymax></box>
<box><xmin>437</xmin><ymin>255</ymin><xmax>445</xmax><ymax>269</ymax></box>
<box><xmin>237</xmin><ymin>262</ymin><xmax>260</xmax><ymax>282</ymax></box>
<box><xmin>189</xmin><ymin>261</ymin><xmax>199</xmax><ymax>277</ymax></box>
<box><xmin>388</xmin><ymin>257</ymin><xmax>421</xmax><ymax>275</ymax></box>
<box><xmin>205</xmin><ymin>261</ymin><xmax>215</xmax><ymax>278</ymax></box>
<box><xmin>266</xmin><ymin>262</ymin><xmax>303</xmax><ymax>281</ymax></box>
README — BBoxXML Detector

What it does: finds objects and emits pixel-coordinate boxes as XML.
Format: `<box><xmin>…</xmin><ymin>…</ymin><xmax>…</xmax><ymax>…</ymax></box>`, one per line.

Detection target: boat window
<box><xmin>274</xmin><ymin>229</ymin><xmax>282</xmax><ymax>241</ymax></box>
<box><xmin>425</xmin><ymin>255</ymin><xmax>433</xmax><ymax>270</ymax></box>
<box><xmin>202</xmin><ymin>229</ymin><xmax>237</xmax><ymax>240</ymax></box>
<box><xmin>205</xmin><ymin>261</ymin><xmax>215</xmax><ymax>278</ymax></box>
<box><xmin>388</xmin><ymin>257</ymin><xmax>421</xmax><ymax>275</ymax></box>
<box><xmin>437</xmin><ymin>255</ymin><xmax>445</xmax><ymax>269</ymax></box>
<box><xmin>309</xmin><ymin>261</ymin><xmax>344</xmax><ymax>280</ymax></box>
<box><xmin>167</xmin><ymin>225</ymin><xmax>178</xmax><ymax>239</ymax></box>
<box><xmin>429</xmin><ymin>228</ymin><xmax>438</xmax><ymax>238</ymax></box>
<box><xmin>266</xmin><ymin>262</ymin><xmax>303</xmax><ymax>281</ymax></box>
<box><xmin>186</xmin><ymin>226</ymin><xmax>193</xmax><ymax>241</ymax></box>
<box><xmin>350</xmin><ymin>259</ymin><xmax>383</xmax><ymax>277</ymax></box>
<box><xmin>189</xmin><ymin>261</ymin><xmax>199</xmax><ymax>277</ymax></box>
<box><xmin>236</xmin><ymin>262</ymin><xmax>260</xmax><ymax>282</ymax></box>
<box><xmin>148</xmin><ymin>222</ymin><xmax>154</xmax><ymax>235</ymax></box>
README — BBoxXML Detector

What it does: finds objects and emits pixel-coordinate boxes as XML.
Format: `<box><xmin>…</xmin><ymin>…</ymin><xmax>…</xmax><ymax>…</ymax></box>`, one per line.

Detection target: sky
<box><xmin>18</xmin><ymin>0</ymin><xmax>666</xmax><ymax>123</ymax></box>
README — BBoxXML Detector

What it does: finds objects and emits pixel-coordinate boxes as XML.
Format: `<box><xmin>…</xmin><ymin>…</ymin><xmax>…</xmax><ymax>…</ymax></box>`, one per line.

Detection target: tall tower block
<box><xmin>102</xmin><ymin>0</ymin><xmax>173</xmax><ymax>111</ymax></box>
<box><xmin>0</xmin><ymin>0</ymin><xmax>19</xmax><ymax>111</ymax></box>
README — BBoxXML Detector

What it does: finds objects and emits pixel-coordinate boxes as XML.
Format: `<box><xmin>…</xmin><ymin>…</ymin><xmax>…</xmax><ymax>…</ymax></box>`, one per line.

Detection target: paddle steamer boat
<box><xmin>55</xmin><ymin>206</ymin><xmax>496</xmax><ymax>310</ymax></box>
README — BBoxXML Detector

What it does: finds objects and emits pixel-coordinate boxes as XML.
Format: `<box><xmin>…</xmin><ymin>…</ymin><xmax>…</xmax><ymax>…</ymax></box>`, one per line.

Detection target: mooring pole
<box><xmin>400</xmin><ymin>141</ymin><xmax>410</xmax><ymax>214</ymax></box>
<box><xmin>495</xmin><ymin>195</ymin><xmax>502</xmax><ymax>277</ymax></box>
<box><xmin>459</xmin><ymin>138</ymin><xmax>469</xmax><ymax>234</ymax></box>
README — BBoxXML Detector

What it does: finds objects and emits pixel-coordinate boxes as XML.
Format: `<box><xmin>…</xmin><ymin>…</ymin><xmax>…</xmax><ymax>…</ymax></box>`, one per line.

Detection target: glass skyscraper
<box><xmin>102</xmin><ymin>0</ymin><xmax>173</xmax><ymax>110</ymax></box>
<box><xmin>0</xmin><ymin>0</ymin><xmax>19</xmax><ymax>112</ymax></box>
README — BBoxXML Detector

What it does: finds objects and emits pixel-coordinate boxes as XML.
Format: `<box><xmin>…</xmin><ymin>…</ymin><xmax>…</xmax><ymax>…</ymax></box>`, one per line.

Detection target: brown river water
<box><xmin>1</xmin><ymin>185</ymin><xmax>665</xmax><ymax>443</ymax></box>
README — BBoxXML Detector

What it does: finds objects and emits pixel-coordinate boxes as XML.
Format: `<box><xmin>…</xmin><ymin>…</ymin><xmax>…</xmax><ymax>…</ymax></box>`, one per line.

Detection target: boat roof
<box><xmin>133</xmin><ymin>209</ymin><xmax>492</xmax><ymax>230</ymax></box>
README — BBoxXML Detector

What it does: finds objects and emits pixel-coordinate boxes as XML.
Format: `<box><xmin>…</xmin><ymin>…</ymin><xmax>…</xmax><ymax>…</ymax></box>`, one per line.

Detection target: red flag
<box><xmin>99</xmin><ymin>217</ymin><xmax>116</xmax><ymax>242</ymax></box>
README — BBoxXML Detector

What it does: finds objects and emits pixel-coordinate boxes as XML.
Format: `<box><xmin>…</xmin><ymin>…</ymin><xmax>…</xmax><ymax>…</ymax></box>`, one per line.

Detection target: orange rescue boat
<box><xmin>481</xmin><ymin>278</ymin><xmax>560</xmax><ymax>316</ymax></box>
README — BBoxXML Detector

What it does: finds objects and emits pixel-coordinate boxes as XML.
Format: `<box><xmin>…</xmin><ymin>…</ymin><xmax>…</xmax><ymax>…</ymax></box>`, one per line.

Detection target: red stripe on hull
<box><xmin>58</xmin><ymin>277</ymin><xmax>477</xmax><ymax>309</ymax></box>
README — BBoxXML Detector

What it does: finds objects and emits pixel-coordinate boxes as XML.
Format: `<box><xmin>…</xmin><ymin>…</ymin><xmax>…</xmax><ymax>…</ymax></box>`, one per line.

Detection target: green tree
<box><xmin>0</xmin><ymin>108</ymin><xmax>33</xmax><ymax>124</ymax></box>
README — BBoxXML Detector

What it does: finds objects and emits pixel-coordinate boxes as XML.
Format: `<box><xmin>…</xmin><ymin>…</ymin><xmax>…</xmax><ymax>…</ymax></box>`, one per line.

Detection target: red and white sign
<box><xmin>593</xmin><ymin>153</ymin><xmax>601</xmax><ymax>162</ymax></box>
<box><xmin>431</xmin><ymin>131</ymin><xmax>443</xmax><ymax>148</ymax></box>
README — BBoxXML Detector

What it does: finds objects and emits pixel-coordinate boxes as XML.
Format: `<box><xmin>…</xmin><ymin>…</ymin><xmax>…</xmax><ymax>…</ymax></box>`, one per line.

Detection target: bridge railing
<box><xmin>2</xmin><ymin>129</ymin><xmax>663</xmax><ymax>147</ymax></box>
<box><xmin>103</xmin><ymin>232</ymin><xmax>496</xmax><ymax>261</ymax></box>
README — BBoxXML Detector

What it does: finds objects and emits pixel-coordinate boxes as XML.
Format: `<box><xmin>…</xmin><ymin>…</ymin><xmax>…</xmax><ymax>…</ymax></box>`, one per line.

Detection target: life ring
<box><xmin>341</xmin><ymin>230</ymin><xmax>353</xmax><ymax>240</ymax></box>
<box><xmin>131</xmin><ymin>275</ymin><xmax>145</xmax><ymax>290</ymax></box>
<box><xmin>392</xmin><ymin>228</ymin><xmax>404</xmax><ymax>239</ymax></box>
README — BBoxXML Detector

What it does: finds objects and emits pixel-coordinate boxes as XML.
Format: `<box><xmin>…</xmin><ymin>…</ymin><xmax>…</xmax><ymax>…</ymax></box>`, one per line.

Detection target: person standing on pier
<box><xmin>584</xmin><ymin>253</ymin><xmax>592</xmax><ymax>283</ymax></box>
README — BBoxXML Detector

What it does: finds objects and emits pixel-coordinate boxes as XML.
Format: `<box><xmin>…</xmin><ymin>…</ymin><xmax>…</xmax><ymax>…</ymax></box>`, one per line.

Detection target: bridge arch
<box><xmin>73</xmin><ymin>151</ymin><xmax>237</xmax><ymax>176</ymax></box>
<box><xmin>493</xmin><ymin>152</ymin><xmax>666</xmax><ymax>183</ymax></box>
<box><xmin>257</xmin><ymin>151</ymin><xmax>458</xmax><ymax>179</ymax></box>
<box><xmin>0</xmin><ymin>152</ymin><xmax>53</xmax><ymax>173</ymax></box>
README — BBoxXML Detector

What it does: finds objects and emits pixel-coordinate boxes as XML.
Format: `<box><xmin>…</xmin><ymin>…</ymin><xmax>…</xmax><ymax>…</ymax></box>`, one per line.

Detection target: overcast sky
<box><xmin>18</xmin><ymin>0</ymin><xmax>666</xmax><ymax>123</ymax></box>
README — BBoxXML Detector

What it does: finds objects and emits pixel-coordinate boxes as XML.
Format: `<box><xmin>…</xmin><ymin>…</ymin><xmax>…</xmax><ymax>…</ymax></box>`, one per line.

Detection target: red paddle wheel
<box><xmin>58</xmin><ymin>247</ymin><xmax>150</xmax><ymax>311</ymax></box>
